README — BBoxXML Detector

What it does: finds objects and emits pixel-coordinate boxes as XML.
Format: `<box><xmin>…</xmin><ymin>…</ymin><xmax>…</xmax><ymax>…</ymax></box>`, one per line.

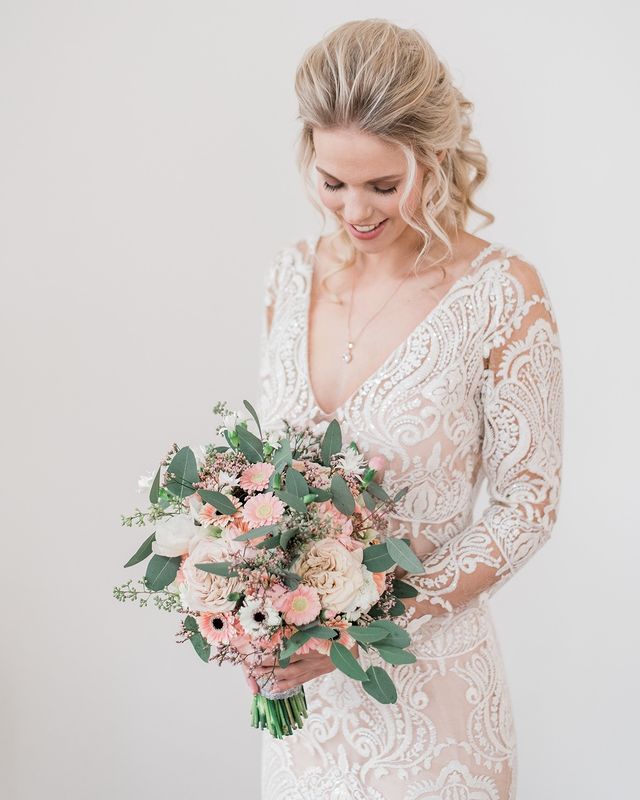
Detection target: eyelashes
<box><xmin>322</xmin><ymin>181</ymin><xmax>397</xmax><ymax>196</ymax></box>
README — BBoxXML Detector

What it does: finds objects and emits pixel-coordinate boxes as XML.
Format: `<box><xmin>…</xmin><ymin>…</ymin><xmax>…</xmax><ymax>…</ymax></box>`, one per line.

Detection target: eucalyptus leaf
<box><xmin>194</xmin><ymin>561</ymin><xmax>238</xmax><ymax>577</ymax></box>
<box><xmin>280</xmin><ymin>528</ymin><xmax>298</xmax><ymax>549</ymax></box>
<box><xmin>301</xmin><ymin>625</ymin><xmax>337</xmax><ymax>640</ymax></box>
<box><xmin>309</xmin><ymin>487</ymin><xmax>331</xmax><ymax>502</ymax></box>
<box><xmin>366</xmin><ymin>480</ymin><xmax>390</xmax><ymax>502</ymax></box>
<box><xmin>369</xmin><ymin>620</ymin><xmax>410</xmax><ymax>649</ymax></box>
<box><xmin>272</xmin><ymin>438</ymin><xmax>292</xmax><ymax>473</ymax></box>
<box><xmin>393</xmin><ymin>486</ymin><xmax>409</xmax><ymax>502</ymax></box>
<box><xmin>144</xmin><ymin>554</ymin><xmax>181</xmax><ymax>591</ymax></box>
<box><xmin>362</xmin><ymin>542</ymin><xmax>396</xmax><ymax>572</ymax></box>
<box><xmin>330</xmin><ymin>642</ymin><xmax>368</xmax><ymax>682</ymax></box>
<box><xmin>285</xmin><ymin>467</ymin><xmax>309</xmax><ymax>498</ymax></box>
<box><xmin>197</xmin><ymin>488</ymin><xmax>238</xmax><ymax>516</ymax></box>
<box><xmin>330</xmin><ymin>473</ymin><xmax>355</xmax><ymax>517</ymax></box>
<box><xmin>385</xmin><ymin>538</ymin><xmax>425</xmax><ymax>574</ymax></box>
<box><xmin>183</xmin><ymin>615</ymin><xmax>198</xmax><ymax>633</ymax></box>
<box><xmin>279</xmin><ymin>630</ymin><xmax>311</xmax><ymax>660</ymax></box>
<box><xmin>256</xmin><ymin>535</ymin><xmax>282</xmax><ymax>550</ymax></box>
<box><xmin>391</xmin><ymin>578</ymin><xmax>419</xmax><ymax>598</ymax></box>
<box><xmin>189</xmin><ymin>631</ymin><xmax>211</xmax><ymax>663</ymax></box>
<box><xmin>361</xmin><ymin>489</ymin><xmax>377</xmax><ymax>511</ymax></box>
<box><xmin>346</xmin><ymin>626</ymin><xmax>389</xmax><ymax>644</ymax></box>
<box><xmin>388</xmin><ymin>599</ymin><xmax>406</xmax><ymax>616</ymax></box>
<box><xmin>275</xmin><ymin>490</ymin><xmax>307</xmax><ymax>515</ymax></box>
<box><xmin>362</xmin><ymin>665</ymin><xmax>397</xmax><ymax>704</ymax></box>
<box><xmin>165</xmin><ymin>447</ymin><xmax>198</xmax><ymax>498</ymax></box>
<box><xmin>320</xmin><ymin>419</ymin><xmax>342</xmax><ymax>466</ymax></box>
<box><xmin>374</xmin><ymin>644</ymin><xmax>417</xmax><ymax>665</ymax></box>
<box><xmin>282</xmin><ymin>571</ymin><xmax>301</xmax><ymax>589</ymax></box>
<box><xmin>236</xmin><ymin>425</ymin><xmax>264</xmax><ymax>464</ymax></box>
<box><xmin>123</xmin><ymin>531</ymin><xmax>156</xmax><ymax>568</ymax></box>
<box><xmin>149</xmin><ymin>464</ymin><xmax>161</xmax><ymax>504</ymax></box>
<box><xmin>243</xmin><ymin>399</ymin><xmax>262</xmax><ymax>439</ymax></box>
<box><xmin>233</xmin><ymin>524</ymin><xmax>279</xmax><ymax>541</ymax></box>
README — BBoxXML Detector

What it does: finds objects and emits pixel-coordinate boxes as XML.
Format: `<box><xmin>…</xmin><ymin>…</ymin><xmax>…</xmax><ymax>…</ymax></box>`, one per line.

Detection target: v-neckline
<box><xmin>300</xmin><ymin>234</ymin><xmax>504</xmax><ymax>419</ymax></box>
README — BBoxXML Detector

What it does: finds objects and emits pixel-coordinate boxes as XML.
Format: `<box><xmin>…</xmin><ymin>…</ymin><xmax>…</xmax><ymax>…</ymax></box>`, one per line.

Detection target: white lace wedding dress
<box><xmin>256</xmin><ymin>232</ymin><xmax>564</xmax><ymax>800</ymax></box>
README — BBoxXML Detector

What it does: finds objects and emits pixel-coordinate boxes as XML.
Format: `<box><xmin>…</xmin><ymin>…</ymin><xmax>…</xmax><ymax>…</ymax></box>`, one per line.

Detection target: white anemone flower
<box><xmin>238</xmin><ymin>598</ymin><xmax>281</xmax><ymax>638</ymax></box>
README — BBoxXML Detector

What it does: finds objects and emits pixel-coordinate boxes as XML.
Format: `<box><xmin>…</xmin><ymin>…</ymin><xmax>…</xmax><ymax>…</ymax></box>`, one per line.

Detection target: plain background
<box><xmin>2</xmin><ymin>2</ymin><xmax>638</xmax><ymax>798</ymax></box>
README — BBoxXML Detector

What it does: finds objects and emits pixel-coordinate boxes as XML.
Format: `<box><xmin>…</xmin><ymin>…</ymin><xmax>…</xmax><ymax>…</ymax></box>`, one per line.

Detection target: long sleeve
<box><xmin>402</xmin><ymin>255</ymin><xmax>564</xmax><ymax>616</ymax></box>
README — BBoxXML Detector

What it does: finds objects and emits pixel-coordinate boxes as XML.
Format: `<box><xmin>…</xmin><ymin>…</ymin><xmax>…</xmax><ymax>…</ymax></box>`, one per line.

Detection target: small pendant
<box><xmin>342</xmin><ymin>341</ymin><xmax>354</xmax><ymax>363</ymax></box>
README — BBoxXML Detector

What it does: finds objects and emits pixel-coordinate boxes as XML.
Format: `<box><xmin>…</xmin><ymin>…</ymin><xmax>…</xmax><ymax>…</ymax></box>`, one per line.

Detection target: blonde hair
<box><xmin>294</xmin><ymin>18</ymin><xmax>495</xmax><ymax>298</ymax></box>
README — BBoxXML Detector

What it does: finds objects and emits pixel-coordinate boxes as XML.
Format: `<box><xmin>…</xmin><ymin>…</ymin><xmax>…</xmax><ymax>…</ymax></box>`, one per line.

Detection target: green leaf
<box><xmin>391</xmin><ymin>578</ymin><xmax>419</xmax><ymax>598</ymax></box>
<box><xmin>194</xmin><ymin>561</ymin><xmax>237</xmax><ymax>577</ymax></box>
<box><xmin>149</xmin><ymin>464</ymin><xmax>161</xmax><ymax>504</ymax></box>
<box><xmin>144</xmin><ymin>554</ymin><xmax>181</xmax><ymax>591</ymax></box>
<box><xmin>330</xmin><ymin>642</ymin><xmax>368</xmax><ymax>681</ymax></box>
<box><xmin>189</xmin><ymin>631</ymin><xmax>211</xmax><ymax>662</ymax></box>
<box><xmin>226</xmin><ymin>591</ymin><xmax>243</xmax><ymax>602</ymax></box>
<box><xmin>236</xmin><ymin>425</ymin><xmax>264</xmax><ymax>464</ymax></box>
<box><xmin>374</xmin><ymin>644</ymin><xmax>417</xmax><ymax>665</ymax></box>
<box><xmin>275</xmin><ymin>489</ymin><xmax>308</xmax><ymax>515</ymax></box>
<box><xmin>285</xmin><ymin>467</ymin><xmax>309</xmax><ymax>498</ymax></box>
<box><xmin>183</xmin><ymin>615</ymin><xmax>198</xmax><ymax>633</ymax></box>
<box><xmin>330</xmin><ymin>473</ymin><xmax>355</xmax><ymax>517</ymax></box>
<box><xmin>366</xmin><ymin>480</ymin><xmax>390</xmax><ymax>501</ymax></box>
<box><xmin>301</xmin><ymin>625</ymin><xmax>337</xmax><ymax>640</ymax></box>
<box><xmin>321</xmin><ymin>419</ymin><xmax>342</xmax><ymax>466</ymax></box>
<box><xmin>197</xmin><ymin>488</ymin><xmax>238</xmax><ymax>516</ymax></box>
<box><xmin>309</xmin><ymin>487</ymin><xmax>331</xmax><ymax>502</ymax></box>
<box><xmin>361</xmin><ymin>489</ymin><xmax>377</xmax><ymax>511</ymax></box>
<box><xmin>388</xmin><ymin>599</ymin><xmax>406</xmax><ymax>616</ymax></box>
<box><xmin>273</xmin><ymin>438</ymin><xmax>292</xmax><ymax>473</ymax></box>
<box><xmin>123</xmin><ymin>531</ymin><xmax>156</xmax><ymax>568</ymax></box>
<box><xmin>362</xmin><ymin>543</ymin><xmax>395</xmax><ymax>572</ymax></box>
<box><xmin>362</xmin><ymin>665</ymin><xmax>397</xmax><ymax>703</ymax></box>
<box><xmin>369</xmin><ymin>620</ymin><xmax>410</xmax><ymax>649</ymax></box>
<box><xmin>279</xmin><ymin>630</ymin><xmax>311</xmax><ymax>660</ymax></box>
<box><xmin>233</xmin><ymin>524</ymin><xmax>279</xmax><ymax>541</ymax></box>
<box><xmin>255</xmin><ymin>535</ymin><xmax>282</xmax><ymax>550</ymax></box>
<box><xmin>243</xmin><ymin>399</ymin><xmax>262</xmax><ymax>439</ymax></box>
<box><xmin>393</xmin><ymin>486</ymin><xmax>409</xmax><ymax>503</ymax></box>
<box><xmin>385</xmin><ymin>538</ymin><xmax>425</xmax><ymax>574</ymax></box>
<box><xmin>346</xmin><ymin>625</ymin><xmax>389</xmax><ymax>644</ymax></box>
<box><xmin>279</xmin><ymin>528</ymin><xmax>298</xmax><ymax>549</ymax></box>
<box><xmin>282</xmin><ymin>571</ymin><xmax>301</xmax><ymax>589</ymax></box>
<box><xmin>165</xmin><ymin>447</ymin><xmax>198</xmax><ymax>498</ymax></box>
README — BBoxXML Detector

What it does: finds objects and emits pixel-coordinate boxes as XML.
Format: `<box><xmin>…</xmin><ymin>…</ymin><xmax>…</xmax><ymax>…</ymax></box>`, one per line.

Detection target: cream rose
<box><xmin>295</xmin><ymin>538</ymin><xmax>365</xmax><ymax>614</ymax></box>
<box><xmin>180</xmin><ymin>535</ymin><xmax>242</xmax><ymax>613</ymax></box>
<box><xmin>152</xmin><ymin>514</ymin><xmax>203</xmax><ymax>557</ymax></box>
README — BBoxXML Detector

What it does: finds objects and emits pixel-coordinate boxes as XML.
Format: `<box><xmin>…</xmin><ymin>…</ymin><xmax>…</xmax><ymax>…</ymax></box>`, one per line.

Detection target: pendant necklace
<box><xmin>342</xmin><ymin>264</ymin><xmax>414</xmax><ymax>363</ymax></box>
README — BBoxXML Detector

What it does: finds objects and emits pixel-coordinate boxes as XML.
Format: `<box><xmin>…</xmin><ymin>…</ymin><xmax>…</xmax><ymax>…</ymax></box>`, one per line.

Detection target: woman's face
<box><xmin>312</xmin><ymin>125</ymin><xmax>425</xmax><ymax>251</ymax></box>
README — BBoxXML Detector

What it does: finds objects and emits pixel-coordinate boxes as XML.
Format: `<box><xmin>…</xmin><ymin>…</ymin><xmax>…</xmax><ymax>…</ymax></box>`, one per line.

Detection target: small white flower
<box><xmin>238</xmin><ymin>597</ymin><xmax>281</xmax><ymax>637</ymax></box>
<box><xmin>137</xmin><ymin>470</ymin><xmax>155</xmax><ymax>493</ymax></box>
<box><xmin>194</xmin><ymin>444</ymin><xmax>208</xmax><ymax>468</ymax></box>
<box><xmin>218</xmin><ymin>470</ymin><xmax>240</xmax><ymax>490</ymax></box>
<box><xmin>335</xmin><ymin>446</ymin><xmax>367</xmax><ymax>475</ymax></box>
<box><xmin>265</xmin><ymin>429</ymin><xmax>285</xmax><ymax>450</ymax></box>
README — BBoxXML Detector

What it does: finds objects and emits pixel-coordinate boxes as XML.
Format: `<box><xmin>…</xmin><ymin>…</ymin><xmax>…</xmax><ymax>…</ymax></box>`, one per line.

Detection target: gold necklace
<box><xmin>342</xmin><ymin>265</ymin><xmax>414</xmax><ymax>363</ymax></box>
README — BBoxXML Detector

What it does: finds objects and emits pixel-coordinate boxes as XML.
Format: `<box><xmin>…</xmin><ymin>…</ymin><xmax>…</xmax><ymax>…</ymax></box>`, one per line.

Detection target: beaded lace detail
<box><xmin>257</xmin><ymin>232</ymin><xmax>564</xmax><ymax>799</ymax></box>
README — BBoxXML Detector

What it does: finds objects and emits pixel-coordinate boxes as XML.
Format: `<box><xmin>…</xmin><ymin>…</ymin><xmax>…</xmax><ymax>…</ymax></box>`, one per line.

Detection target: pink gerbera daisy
<box><xmin>276</xmin><ymin>585</ymin><xmax>321</xmax><ymax>626</ymax></box>
<box><xmin>239</xmin><ymin>462</ymin><xmax>275</xmax><ymax>493</ymax></box>
<box><xmin>197</xmin><ymin>612</ymin><xmax>236</xmax><ymax>645</ymax></box>
<box><xmin>242</xmin><ymin>491</ymin><xmax>285</xmax><ymax>528</ymax></box>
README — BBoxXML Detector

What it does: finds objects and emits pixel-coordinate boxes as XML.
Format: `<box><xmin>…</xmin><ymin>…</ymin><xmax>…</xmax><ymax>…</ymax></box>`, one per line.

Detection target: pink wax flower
<box><xmin>239</xmin><ymin>462</ymin><xmax>275</xmax><ymax>493</ymax></box>
<box><xmin>242</xmin><ymin>491</ymin><xmax>286</xmax><ymax>528</ymax></box>
<box><xmin>276</xmin><ymin>585</ymin><xmax>321</xmax><ymax>626</ymax></box>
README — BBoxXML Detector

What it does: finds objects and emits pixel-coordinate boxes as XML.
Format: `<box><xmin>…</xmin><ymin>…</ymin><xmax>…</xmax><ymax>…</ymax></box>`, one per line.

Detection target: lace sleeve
<box><xmin>401</xmin><ymin>255</ymin><xmax>564</xmax><ymax>616</ymax></box>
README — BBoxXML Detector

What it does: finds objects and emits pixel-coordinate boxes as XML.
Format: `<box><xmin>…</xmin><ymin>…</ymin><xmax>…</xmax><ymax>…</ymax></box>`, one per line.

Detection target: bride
<box><xmin>249</xmin><ymin>18</ymin><xmax>563</xmax><ymax>800</ymax></box>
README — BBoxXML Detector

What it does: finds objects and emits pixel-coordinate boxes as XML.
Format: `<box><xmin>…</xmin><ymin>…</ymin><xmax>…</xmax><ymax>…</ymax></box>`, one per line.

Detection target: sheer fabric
<box><xmin>256</xmin><ymin>232</ymin><xmax>564</xmax><ymax>800</ymax></box>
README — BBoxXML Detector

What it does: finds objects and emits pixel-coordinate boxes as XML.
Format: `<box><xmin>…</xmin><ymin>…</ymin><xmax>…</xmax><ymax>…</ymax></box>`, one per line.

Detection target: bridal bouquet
<box><xmin>114</xmin><ymin>400</ymin><xmax>425</xmax><ymax>738</ymax></box>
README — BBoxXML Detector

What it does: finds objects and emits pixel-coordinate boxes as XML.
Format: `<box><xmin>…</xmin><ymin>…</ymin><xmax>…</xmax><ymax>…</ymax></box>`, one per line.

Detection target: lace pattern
<box><xmin>257</xmin><ymin>233</ymin><xmax>564</xmax><ymax>799</ymax></box>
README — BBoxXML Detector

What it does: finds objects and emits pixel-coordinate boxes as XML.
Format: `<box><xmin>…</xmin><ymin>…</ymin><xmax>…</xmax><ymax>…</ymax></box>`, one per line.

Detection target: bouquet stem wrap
<box><xmin>251</xmin><ymin>678</ymin><xmax>307</xmax><ymax>738</ymax></box>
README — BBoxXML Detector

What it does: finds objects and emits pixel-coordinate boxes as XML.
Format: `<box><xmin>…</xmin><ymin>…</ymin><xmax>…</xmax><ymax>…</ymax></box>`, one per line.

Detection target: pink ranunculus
<box><xmin>242</xmin><ymin>491</ymin><xmax>286</xmax><ymax>529</ymax></box>
<box><xmin>276</xmin><ymin>585</ymin><xmax>321</xmax><ymax>626</ymax></box>
<box><xmin>368</xmin><ymin>455</ymin><xmax>388</xmax><ymax>475</ymax></box>
<box><xmin>239</xmin><ymin>462</ymin><xmax>275</xmax><ymax>493</ymax></box>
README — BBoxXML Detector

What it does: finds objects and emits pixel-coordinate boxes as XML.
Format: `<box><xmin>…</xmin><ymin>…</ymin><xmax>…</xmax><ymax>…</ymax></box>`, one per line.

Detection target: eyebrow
<box><xmin>315</xmin><ymin>166</ymin><xmax>403</xmax><ymax>183</ymax></box>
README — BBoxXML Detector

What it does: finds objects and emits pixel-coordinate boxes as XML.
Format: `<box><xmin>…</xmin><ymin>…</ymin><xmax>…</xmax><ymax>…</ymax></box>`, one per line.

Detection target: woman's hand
<box><xmin>249</xmin><ymin>643</ymin><xmax>359</xmax><ymax>694</ymax></box>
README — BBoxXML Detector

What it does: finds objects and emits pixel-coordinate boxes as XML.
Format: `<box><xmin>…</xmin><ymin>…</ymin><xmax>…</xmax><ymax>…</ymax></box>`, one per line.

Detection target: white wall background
<box><xmin>1</xmin><ymin>1</ymin><xmax>638</xmax><ymax>798</ymax></box>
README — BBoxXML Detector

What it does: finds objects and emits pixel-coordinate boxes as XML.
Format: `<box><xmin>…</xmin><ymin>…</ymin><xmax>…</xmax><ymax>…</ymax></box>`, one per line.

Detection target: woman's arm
<box><xmin>398</xmin><ymin>255</ymin><xmax>564</xmax><ymax>620</ymax></box>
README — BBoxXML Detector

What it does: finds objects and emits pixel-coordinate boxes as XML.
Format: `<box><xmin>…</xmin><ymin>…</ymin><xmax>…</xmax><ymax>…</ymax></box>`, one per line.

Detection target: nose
<box><xmin>341</xmin><ymin>192</ymin><xmax>375</xmax><ymax>225</ymax></box>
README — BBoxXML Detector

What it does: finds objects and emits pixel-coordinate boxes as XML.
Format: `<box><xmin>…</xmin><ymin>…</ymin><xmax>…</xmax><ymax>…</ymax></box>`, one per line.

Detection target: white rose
<box><xmin>180</xmin><ymin>535</ymin><xmax>242</xmax><ymax>613</ymax></box>
<box><xmin>152</xmin><ymin>514</ymin><xmax>202</xmax><ymax>557</ymax></box>
<box><xmin>295</xmin><ymin>538</ymin><xmax>365</xmax><ymax>614</ymax></box>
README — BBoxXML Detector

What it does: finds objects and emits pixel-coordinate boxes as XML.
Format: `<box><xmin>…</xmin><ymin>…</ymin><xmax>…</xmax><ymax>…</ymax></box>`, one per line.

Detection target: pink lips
<box><xmin>347</xmin><ymin>219</ymin><xmax>388</xmax><ymax>240</ymax></box>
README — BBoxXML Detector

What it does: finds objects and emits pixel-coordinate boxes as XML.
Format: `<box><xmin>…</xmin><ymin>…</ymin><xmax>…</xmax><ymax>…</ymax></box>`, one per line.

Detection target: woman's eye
<box><xmin>322</xmin><ymin>181</ymin><xmax>397</xmax><ymax>195</ymax></box>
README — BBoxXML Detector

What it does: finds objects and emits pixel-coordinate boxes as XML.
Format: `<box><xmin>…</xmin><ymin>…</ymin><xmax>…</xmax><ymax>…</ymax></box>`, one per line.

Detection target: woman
<box><xmin>251</xmin><ymin>18</ymin><xmax>563</xmax><ymax>800</ymax></box>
